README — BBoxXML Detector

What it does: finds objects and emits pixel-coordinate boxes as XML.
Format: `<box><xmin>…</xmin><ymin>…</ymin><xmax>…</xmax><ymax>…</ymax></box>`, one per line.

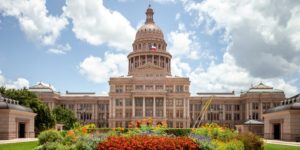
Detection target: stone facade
<box><xmin>0</xmin><ymin>95</ymin><xmax>36</xmax><ymax>140</ymax></box>
<box><xmin>29</xmin><ymin>6</ymin><xmax>285</xmax><ymax>129</ymax></box>
<box><xmin>263</xmin><ymin>94</ymin><xmax>300</xmax><ymax>141</ymax></box>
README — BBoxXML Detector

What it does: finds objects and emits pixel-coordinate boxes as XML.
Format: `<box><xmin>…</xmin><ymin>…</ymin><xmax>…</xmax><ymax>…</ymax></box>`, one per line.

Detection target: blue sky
<box><xmin>0</xmin><ymin>0</ymin><xmax>299</xmax><ymax>97</ymax></box>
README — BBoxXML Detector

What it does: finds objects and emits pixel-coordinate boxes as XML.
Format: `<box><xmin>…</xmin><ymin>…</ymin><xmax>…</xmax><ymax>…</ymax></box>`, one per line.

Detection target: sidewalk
<box><xmin>0</xmin><ymin>138</ymin><xmax>38</xmax><ymax>145</ymax></box>
<box><xmin>264</xmin><ymin>139</ymin><xmax>300</xmax><ymax>147</ymax></box>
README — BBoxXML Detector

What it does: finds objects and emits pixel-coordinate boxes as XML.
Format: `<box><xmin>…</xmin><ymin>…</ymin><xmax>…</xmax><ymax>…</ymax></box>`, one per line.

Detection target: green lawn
<box><xmin>0</xmin><ymin>141</ymin><xmax>38</xmax><ymax>150</ymax></box>
<box><xmin>264</xmin><ymin>143</ymin><xmax>300</xmax><ymax>150</ymax></box>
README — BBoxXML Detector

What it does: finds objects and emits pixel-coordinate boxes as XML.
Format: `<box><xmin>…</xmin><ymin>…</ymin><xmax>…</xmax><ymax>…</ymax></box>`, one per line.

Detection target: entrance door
<box><xmin>18</xmin><ymin>123</ymin><xmax>25</xmax><ymax>138</ymax></box>
<box><xmin>273</xmin><ymin>124</ymin><xmax>281</xmax><ymax>140</ymax></box>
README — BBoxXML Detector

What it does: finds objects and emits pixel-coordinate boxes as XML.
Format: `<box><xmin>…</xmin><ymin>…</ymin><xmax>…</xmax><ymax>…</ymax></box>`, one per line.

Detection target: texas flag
<box><xmin>150</xmin><ymin>45</ymin><xmax>157</xmax><ymax>52</ymax></box>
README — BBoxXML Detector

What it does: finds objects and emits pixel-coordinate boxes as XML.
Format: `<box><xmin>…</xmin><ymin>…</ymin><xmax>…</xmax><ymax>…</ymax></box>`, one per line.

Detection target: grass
<box><xmin>264</xmin><ymin>143</ymin><xmax>300</xmax><ymax>150</ymax></box>
<box><xmin>0</xmin><ymin>141</ymin><xmax>38</xmax><ymax>150</ymax></box>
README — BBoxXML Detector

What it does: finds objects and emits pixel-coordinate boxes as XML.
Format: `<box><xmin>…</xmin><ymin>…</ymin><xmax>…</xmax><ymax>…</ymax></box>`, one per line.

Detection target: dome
<box><xmin>135</xmin><ymin>5</ymin><xmax>164</xmax><ymax>41</ymax></box>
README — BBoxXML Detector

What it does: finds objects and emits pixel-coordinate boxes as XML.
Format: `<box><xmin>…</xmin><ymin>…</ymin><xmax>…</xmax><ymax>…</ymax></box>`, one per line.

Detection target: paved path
<box><xmin>264</xmin><ymin>139</ymin><xmax>300</xmax><ymax>147</ymax></box>
<box><xmin>0</xmin><ymin>138</ymin><xmax>38</xmax><ymax>145</ymax></box>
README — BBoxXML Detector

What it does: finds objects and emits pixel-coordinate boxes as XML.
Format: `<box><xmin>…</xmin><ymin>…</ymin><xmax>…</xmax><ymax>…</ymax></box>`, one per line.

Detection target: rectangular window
<box><xmin>225</xmin><ymin>104</ymin><xmax>231</xmax><ymax>111</ymax></box>
<box><xmin>155</xmin><ymin>98</ymin><xmax>163</xmax><ymax>107</ymax></box>
<box><xmin>145</xmin><ymin>98</ymin><xmax>153</xmax><ymax>107</ymax></box>
<box><xmin>167</xmin><ymin>109</ymin><xmax>173</xmax><ymax>118</ymax></box>
<box><xmin>176</xmin><ymin>110</ymin><xmax>183</xmax><ymax>118</ymax></box>
<box><xmin>115</xmin><ymin>99</ymin><xmax>123</xmax><ymax>107</ymax></box>
<box><xmin>156</xmin><ymin>109</ymin><xmax>163</xmax><ymax>117</ymax></box>
<box><xmin>135</xmin><ymin>98</ymin><xmax>143</xmax><ymax>107</ymax></box>
<box><xmin>135</xmin><ymin>108</ymin><xmax>143</xmax><ymax>117</ymax></box>
<box><xmin>135</xmin><ymin>85</ymin><xmax>143</xmax><ymax>90</ymax></box>
<box><xmin>146</xmin><ymin>109</ymin><xmax>153</xmax><ymax>117</ymax></box>
<box><xmin>234</xmin><ymin>113</ymin><xmax>240</xmax><ymax>121</ymax></box>
<box><xmin>116</xmin><ymin>109</ymin><xmax>123</xmax><ymax>118</ymax></box>
<box><xmin>166</xmin><ymin>99</ymin><xmax>173</xmax><ymax>106</ymax></box>
<box><xmin>155</xmin><ymin>85</ymin><xmax>163</xmax><ymax>90</ymax></box>
<box><xmin>252</xmin><ymin>112</ymin><xmax>259</xmax><ymax>120</ymax></box>
<box><xmin>263</xmin><ymin>103</ymin><xmax>270</xmax><ymax>110</ymax></box>
<box><xmin>116</xmin><ymin>85</ymin><xmax>123</xmax><ymax>93</ymax></box>
<box><xmin>167</xmin><ymin>121</ymin><xmax>173</xmax><ymax>128</ymax></box>
<box><xmin>145</xmin><ymin>85</ymin><xmax>153</xmax><ymax>90</ymax></box>
<box><xmin>176</xmin><ymin>85</ymin><xmax>184</xmax><ymax>93</ymax></box>
<box><xmin>116</xmin><ymin>121</ymin><xmax>122</xmax><ymax>127</ymax></box>
<box><xmin>176</xmin><ymin>99</ymin><xmax>184</xmax><ymax>107</ymax></box>
<box><xmin>125</xmin><ymin>85</ymin><xmax>132</xmax><ymax>92</ymax></box>
<box><xmin>194</xmin><ymin>104</ymin><xmax>201</xmax><ymax>111</ymax></box>
<box><xmin>252</xmin><ymin>103</ymin><xmax>259</xmax><ymax>110</ymax></box>
<box><xmin>166</xmin><ymin>85</ymin><xmax>173</xmax><ymax>92</ymax></box>
<box><xmin>234</xmin><ymin>105</ymin><xmax>240</xmax><ymax>111</ymax></box>
<box><xmin>225</xmin><ymin>113</ymin><xmax>232</xmax><ymax>120</ymax></box>
<box><xmin>125</xmin><ymin>99</ymin><xmax>132</xmax><ymax>106</ymax></box>
<box><xmin>176</xmin><ymin>122</ymin><xmax>183</xmax><ymax>128</ymax></box>
<box><xmin>125</xmin><ymin>109</ymin><xmax>132</xmax><ymax>118</ymax></box>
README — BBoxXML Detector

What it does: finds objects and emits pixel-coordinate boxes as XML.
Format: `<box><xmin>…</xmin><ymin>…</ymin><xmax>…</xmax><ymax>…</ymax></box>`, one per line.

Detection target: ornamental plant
<box><xmin>98</xmin><ymin>135</ymin><xmax>199</xmax><ymax>150</ymax></box>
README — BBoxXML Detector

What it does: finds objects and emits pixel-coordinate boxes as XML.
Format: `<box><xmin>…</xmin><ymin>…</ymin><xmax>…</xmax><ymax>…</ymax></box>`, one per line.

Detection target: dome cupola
<box><xmin>128</xmin><ymin>5</ymin><xmax>172</xmax><ymax>76</ymax></box>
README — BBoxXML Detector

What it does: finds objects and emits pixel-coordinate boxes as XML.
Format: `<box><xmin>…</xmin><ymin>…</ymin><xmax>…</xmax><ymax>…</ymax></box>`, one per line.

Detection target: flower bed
<box><xmin>98</xmin><ymin>135</ymin><xmax>199</xmax><ymax>150</ymax></box>
<box><xmin>35</xmin><ymin>122</ymin><xmax>263</xmax><ymax>150</ymax></box>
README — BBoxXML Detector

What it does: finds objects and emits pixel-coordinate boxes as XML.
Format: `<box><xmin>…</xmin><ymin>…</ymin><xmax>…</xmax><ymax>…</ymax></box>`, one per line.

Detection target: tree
<box><xmin>0</xmin><ymin>87</ymin><xmax>56</xmax><ymax>133</ymax></box>
<box><xmin>52</xmin><ymin>106</ymin><xmax>78</xmax><ymax>130</ymax></box>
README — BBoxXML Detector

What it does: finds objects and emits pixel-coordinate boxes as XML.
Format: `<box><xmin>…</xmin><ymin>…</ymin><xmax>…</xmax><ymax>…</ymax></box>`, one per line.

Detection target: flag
<box><xmin>150</xmin><ymin>45</ymin><xmax>157</xmax><ymax>52</ymax></box>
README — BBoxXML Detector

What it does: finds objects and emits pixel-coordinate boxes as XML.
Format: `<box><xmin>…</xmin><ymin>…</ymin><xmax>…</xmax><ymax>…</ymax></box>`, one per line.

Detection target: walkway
<box><xmin>264</xmin><ymin>139</ymin><xmax>300</xmax><ymax>147</ymax></box>
<box><xmin>0</xmin><ymin>138</ymin><xmax>38</xmax><ymax>145</ymax></box>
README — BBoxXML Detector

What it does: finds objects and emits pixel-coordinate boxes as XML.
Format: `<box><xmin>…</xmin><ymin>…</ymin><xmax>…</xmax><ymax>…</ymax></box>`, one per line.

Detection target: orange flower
<box><xmin>81</xmin><ymin>127</ymin><xmax>88</xmax><ymax>134</ymax></box>
<box><xmin>67</xmin><ymin>130</ymin><xmax>75</xmax><ymax>137</ymax></box>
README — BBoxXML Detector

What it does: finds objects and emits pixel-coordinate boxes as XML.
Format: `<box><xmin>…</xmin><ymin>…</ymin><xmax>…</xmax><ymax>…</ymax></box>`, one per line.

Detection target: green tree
<box><xmin>0</xmin><ymin>87</ymin><xmax>55</xmax><ymax>133</ymax></box>
<box><xmin>52</xmin><ymin>106</ymin><xmax>78</xmax><ymax>130</ymax></box>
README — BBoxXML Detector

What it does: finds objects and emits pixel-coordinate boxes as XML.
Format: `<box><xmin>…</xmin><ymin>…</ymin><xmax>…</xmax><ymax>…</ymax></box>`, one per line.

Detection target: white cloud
<box><xmin>183</xmin><ymin>0</ymin><xmax>300</xmax><ymax>78</ymax></box>
<box><xmin>0</xmin><ymin>70</ymin><xmax>29</xmax><ymax>89</ymax></box>
<box><xmin>63</xmin><ymin>0</ymin><xmax>136</xmax><ymax>52</ymax></box>
<box><xmin>48</xmin><ymin>43</ymin><xmax>72</xmax><ymax>55</ymax></box>
<box><xmin>188</xmin><ymin>53</ymin><xmax>298</xmax><ymax>97</ymax></box>
<box><xmin>0</xmin><ymin>0</ymin><xmax>68</xmax><ymax>45</ymax></box>
<box><xmin>153</xmin><ymin>0</ymin><xmax>176</xmax><ymax>4</ymax></box>
<box><xmin>168</xmin><ymin>29</ymin><xmax>200</xmax><ymax>60</ymax></box>
<box><xmin>79</xmin><ymin>52</ymin><xmax>127</xmax><ymax>83</ymax></box>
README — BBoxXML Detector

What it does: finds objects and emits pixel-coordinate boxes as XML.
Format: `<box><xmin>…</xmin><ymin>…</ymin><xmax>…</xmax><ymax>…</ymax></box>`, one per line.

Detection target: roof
<box><xmin>264</xmin><ymin>102</ymin><xmax>300</xmax><ymax>113</ymax></box>
<box><xmin>244</xmin><ymin>120</ymin><xmax>264</xmax><ymax>125</ymax></box>
<box><xmin>0</xmin><ymin>95</ymin><xmax>33</xmax><ymax>112</ymax></box>
<box><xmin>245</xmin><ymin>82</ymin><xmax>283</xmax><ymax>93</ymax></box>
<box><xmin>29</xmin><ymin>82</ymin><xmax>55</xmax><ymax>93</ymax></box>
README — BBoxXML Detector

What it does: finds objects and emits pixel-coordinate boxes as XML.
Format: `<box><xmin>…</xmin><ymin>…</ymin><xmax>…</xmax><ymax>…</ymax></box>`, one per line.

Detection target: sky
<box><xmin>0</xmin><ymin>0</ymin><xmax>299</xmax><ymax>97</ymax></box>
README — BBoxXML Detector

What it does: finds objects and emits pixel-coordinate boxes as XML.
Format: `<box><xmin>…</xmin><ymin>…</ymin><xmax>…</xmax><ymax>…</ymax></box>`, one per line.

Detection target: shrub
<box><xmin>38</xmin><ymin>129</ymin><xmax>63</xmax><ymax>145</ymax></box>
<box><xmin>213</xmin><ymin>139</ymin><xmax>244</xmax><ymax>150</ymax></box>
<box><xmin>237</xmin><ymin>132</ymin><xmax>263</xmax><ymax>150</ymax></box>
<box><xmin>34</xmin><ymin>142</ymin><xmax>67</xmax><ymax>150</ymax></box>
<box><xmin>98</xmin><ymin>135</ymin><xmax>198</xmax><ymax>150</ymax></box>
<box><xmin>162</xmin><ymin>128</ymin><xmax>192</xmax><ymax>136</ymax></box>
<box><xmin>189</xmin><ymin>134</ymin><xmax>216</xmax><ymax>150</ymax></box>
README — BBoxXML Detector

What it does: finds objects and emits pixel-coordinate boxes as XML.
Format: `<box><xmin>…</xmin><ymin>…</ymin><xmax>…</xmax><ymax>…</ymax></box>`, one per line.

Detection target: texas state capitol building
<box><xmin>29</xmin><ymin>6</ymin><xmax>285</xmax><ymax>129</ymax></box>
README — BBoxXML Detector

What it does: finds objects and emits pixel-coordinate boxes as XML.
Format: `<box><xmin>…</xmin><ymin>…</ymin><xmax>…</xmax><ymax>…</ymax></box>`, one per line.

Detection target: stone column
<box><xmin>153</xmin><ymin>97</ymin><xmax>156</xmax><ymax>117</ymax></box>
<box><xmin>112</xmin><ymin>98</ymin><xmax>116</xmax><ymax>118</ymax></box>
<box><xmin>245</xmin><ymin>102</ymin><xmax>249</xmax><ymax>120</ymax></box>
<box><xmin>222</xmin><ymin>104</ymin><xmax>225</xmax><ymax>122</ymax></box>
<box><xmin>259</xmin><ymin>102</ymin><xmax>263</xmax><ymax>120</ymax></box>
<box><xmin>173</xmin><ymin>98</ymin><xmax>176</xmax><ymax>118</ymax></box>
<box><xmin>132</xmin><ymin>97</ymin><xmax>135</xmax><ymax>117</ymax></box>
<box><xmin>231</xmin><ymin>105</ymin><xmax>234</xmax><ymax>121</ymax></box>
<box><xmin>163</xmin><ymin>96</ymin><xmax>167</xmax><ymax>118</ymax></box>
<box><xmin>109</xmin><ymin>99</ymin><xmax>112</xmax><ymax>118</ymax></box>
<box><xmin>187</xmin><ymin>99</ymin><xmax>190</xmax><ymax>118</ymax></box>
<box><xmin>249</xmin><ymin>103</ymin><xmax>252</xmax><ymax>119</ymax></box>
<box><xmin>123</xmin><ymin>98</ymin><xmax>126</xmax><ymax>119</ymax></box>
<box><xmin>143</xmin><ymin>97</ymin><xmax>145</xmax><ymax>117</ymax></box>
<box><xmin>183</xmin><ymin>98</ymin><xmax>186</xmax><ymax>118</ymax></box>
